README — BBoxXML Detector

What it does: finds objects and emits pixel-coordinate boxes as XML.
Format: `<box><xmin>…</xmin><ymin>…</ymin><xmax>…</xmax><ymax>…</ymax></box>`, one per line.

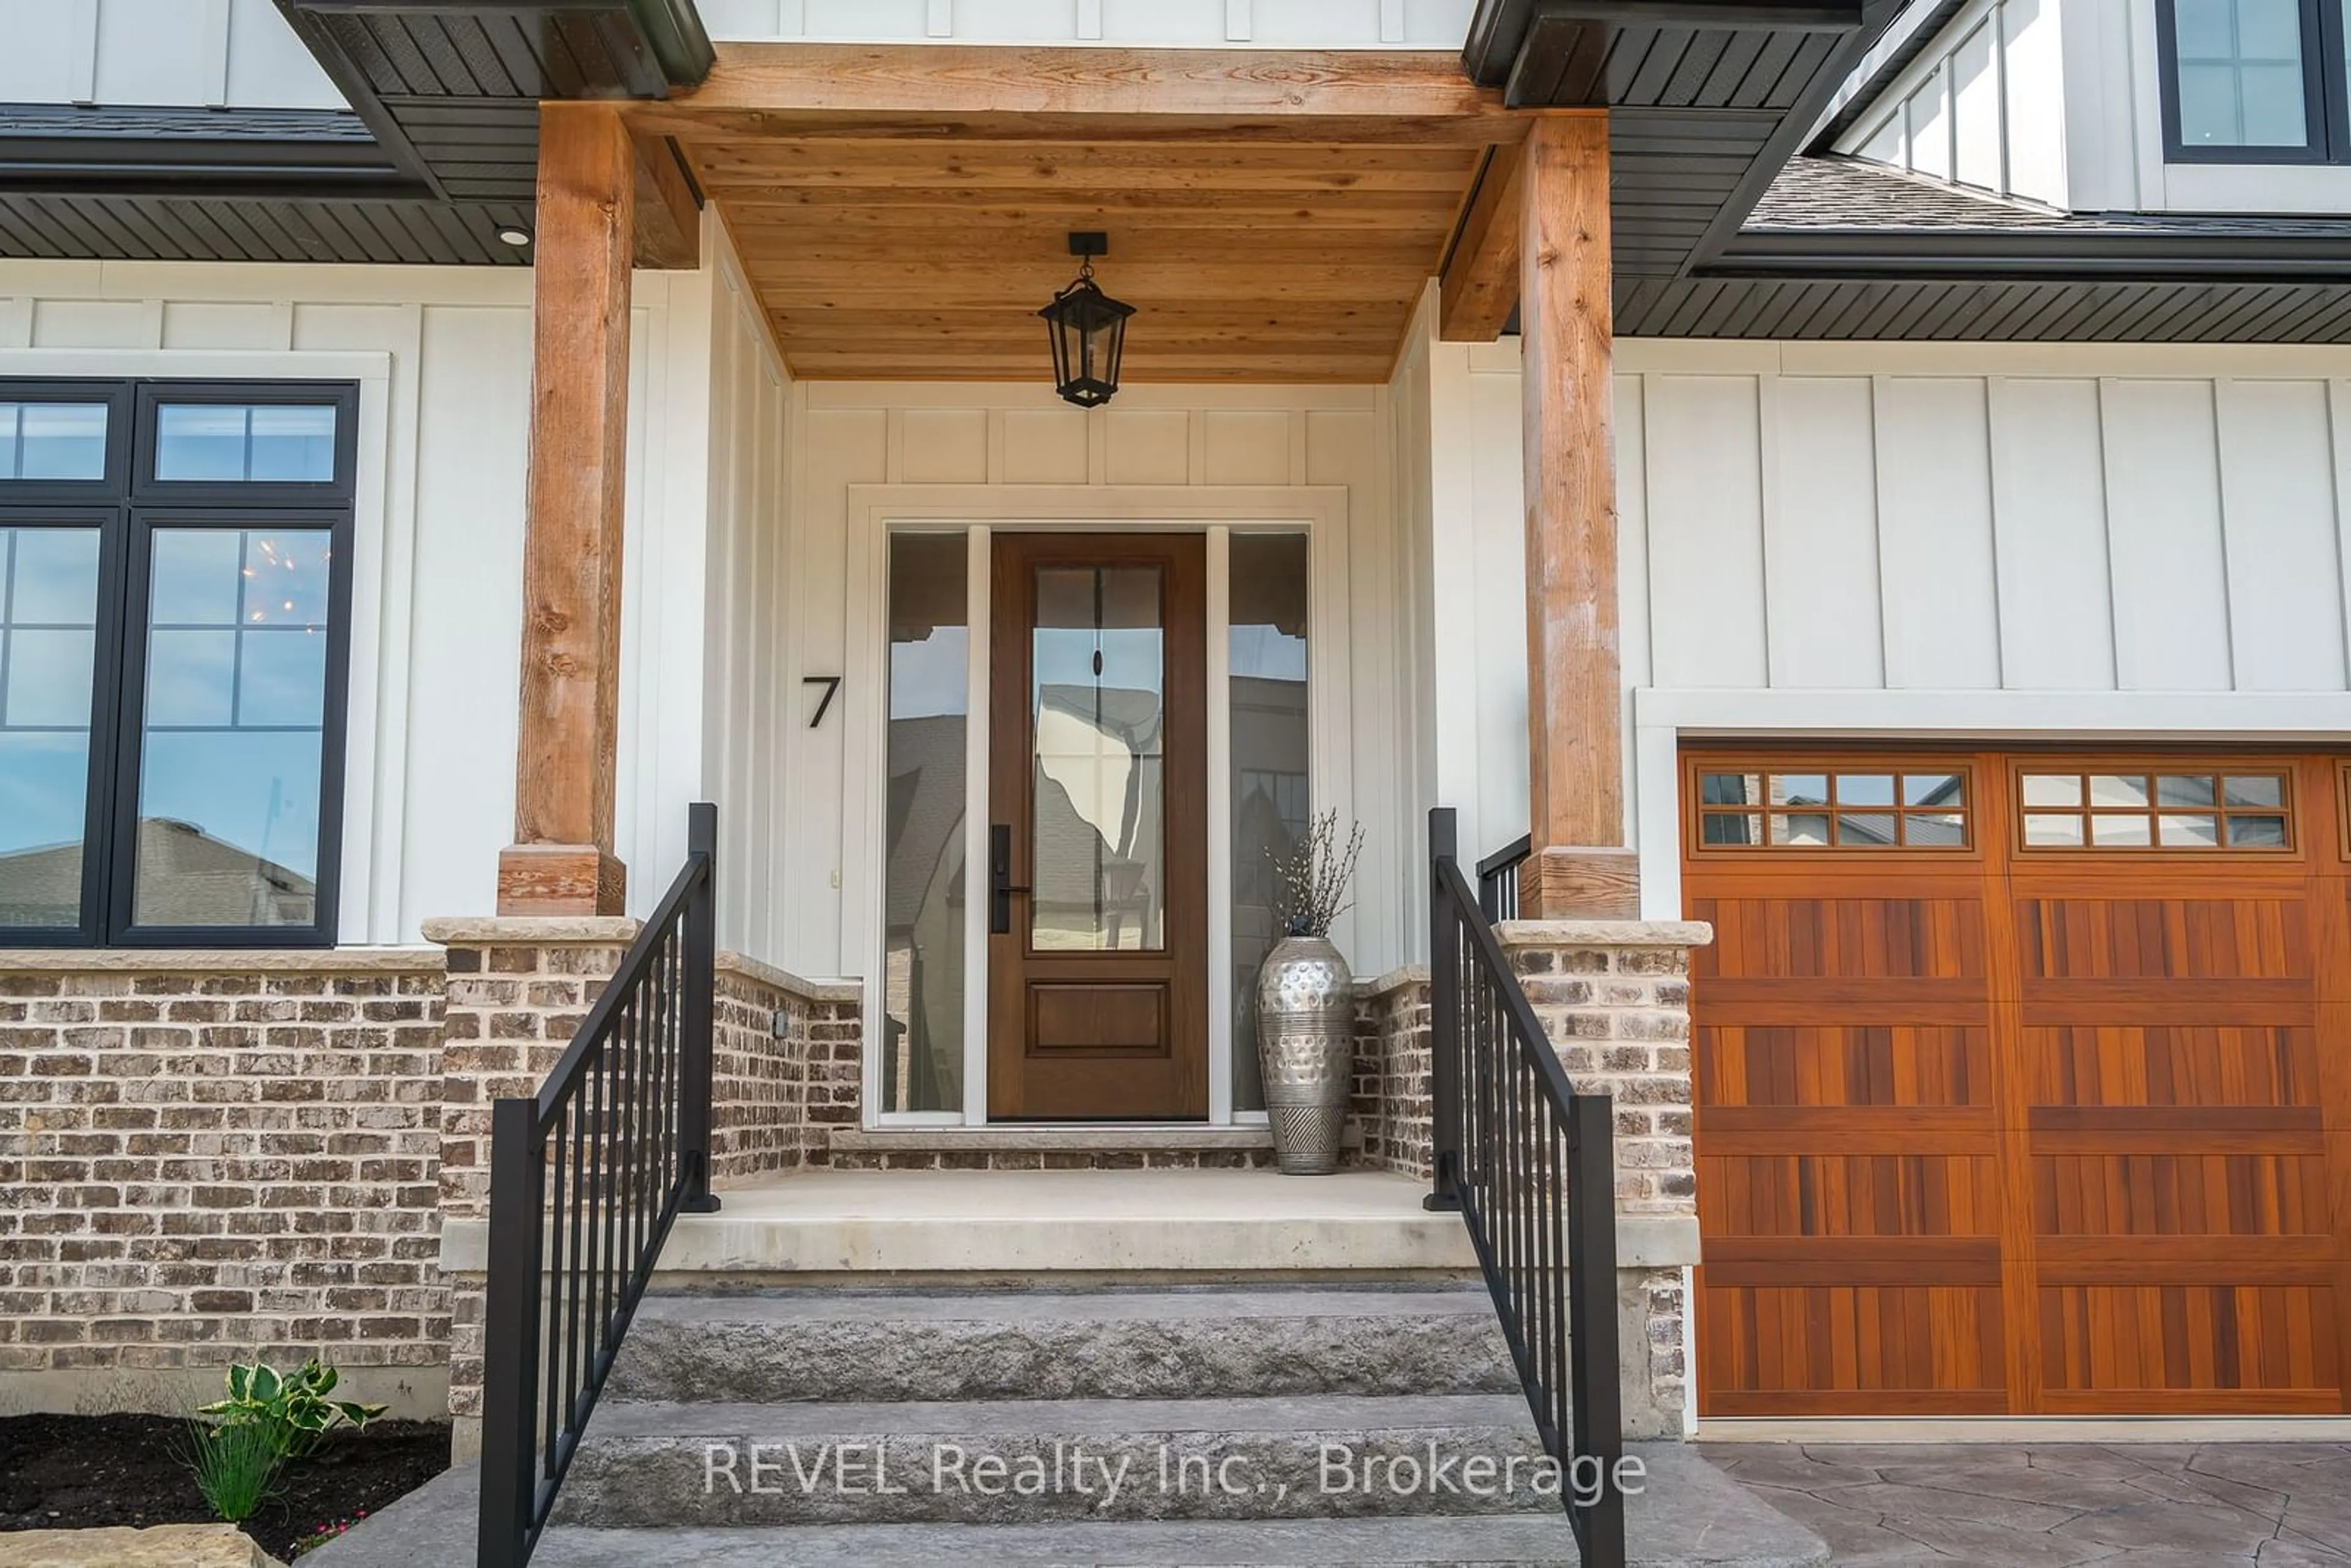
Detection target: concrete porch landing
<box><xmin>672</xmin><ymin>1169</ymin><xmax>1474</xmax><ymax>1277</ymax></box>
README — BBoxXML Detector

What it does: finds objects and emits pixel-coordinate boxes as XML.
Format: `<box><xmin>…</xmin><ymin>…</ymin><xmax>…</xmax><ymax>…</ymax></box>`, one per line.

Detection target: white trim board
<box><xmin>844</xmin><ymin>482</ymin><xmax>1352</xmax><ymax>1128</ymax></box>
<box><xmin>0</xmin><ymin>343</ymin><xmax>399</xmax><ymax>946</ymax></box>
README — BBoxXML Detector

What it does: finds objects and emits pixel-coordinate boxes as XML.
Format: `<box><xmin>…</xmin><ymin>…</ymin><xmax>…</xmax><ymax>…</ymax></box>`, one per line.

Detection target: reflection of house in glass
<box><xmin>883</xmin><ymin>715</ymin><xmax>966</xmax><ymax>1113</ymax></box>
<box><xmin>1032</xmin><ymin>682</ymin><xmax>1163</xmax><ymax>951</ymax></box>
<box><xmin>0</xmin><ymin>817</ymin><xmax>311</xmax><ymax>927</ymax></box>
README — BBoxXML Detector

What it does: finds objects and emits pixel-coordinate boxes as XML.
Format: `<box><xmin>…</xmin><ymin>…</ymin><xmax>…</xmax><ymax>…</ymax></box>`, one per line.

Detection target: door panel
<box><xmin>988</xmin><ymin>533</ymin><xmax>1207</xmax><ymax>1120</ymax></box>
<box><xmin>1685</xmin><ymin>748</ymin><xmax>2351</xmax><ymax>1417</ymax></box>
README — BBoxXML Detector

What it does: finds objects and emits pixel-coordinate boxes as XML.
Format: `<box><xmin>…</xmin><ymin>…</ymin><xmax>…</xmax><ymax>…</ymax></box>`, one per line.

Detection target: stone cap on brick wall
<box><xmin>0</xmin><ymin>945</ymin><xmax>443</xmax><ymax>972</ymax></box>
<box><xmin>417</xmin><ymin>915</ymin><xmax>861</xmax><ymax>1007</ymax></box>
<box><xmin>1494</xmin><ymin>920</ymin><xmax>1713</xmax><ymax>948</ymax></box>
<box><xmin>1356</xmin><ymin>964</ymin><xmax>1429</xmax><ymax>997</ymax></box>
<box><xmin>719</xmin><ymin>948</ymin><xmax>861</xmax><ymax>1006</ymax></box>
<box><xmin>420</xmin><ymin>916</ymin><xmax>640</xmax><ymax>945</ymax></box>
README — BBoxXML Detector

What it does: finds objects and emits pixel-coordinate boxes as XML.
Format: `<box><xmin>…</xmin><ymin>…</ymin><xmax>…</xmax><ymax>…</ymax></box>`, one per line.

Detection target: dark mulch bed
<box><xmin>0</xmin><ymin>1412</ymin><xmax>449</xmax><ymax>1561</ymax></box>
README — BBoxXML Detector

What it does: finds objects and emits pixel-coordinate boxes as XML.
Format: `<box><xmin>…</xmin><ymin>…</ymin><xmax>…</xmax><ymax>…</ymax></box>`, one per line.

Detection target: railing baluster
<box><xmin>478</xmin><ymin>806</ymin><xmax>721</xmax><ymax>1568</ymax></box>
<box><xmin>1423</xmin><ymin>809</ymin><xmax>1625</xmax><ymax>1568</ymax></box>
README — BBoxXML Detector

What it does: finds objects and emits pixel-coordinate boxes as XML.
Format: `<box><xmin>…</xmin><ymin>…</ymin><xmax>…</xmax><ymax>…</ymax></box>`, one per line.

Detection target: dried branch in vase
<box><xmin>1270</xmin><ymin>810</ymin><xmax>1366</xmax><ymax>940</ymax></box>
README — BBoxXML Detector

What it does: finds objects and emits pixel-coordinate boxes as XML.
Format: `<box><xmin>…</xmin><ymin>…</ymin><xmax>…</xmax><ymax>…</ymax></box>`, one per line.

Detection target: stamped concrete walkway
<box><xmin>1703</xmin><ymin>1442</ymin><xmax>2351</xmax><ymax>1566</ymax></box>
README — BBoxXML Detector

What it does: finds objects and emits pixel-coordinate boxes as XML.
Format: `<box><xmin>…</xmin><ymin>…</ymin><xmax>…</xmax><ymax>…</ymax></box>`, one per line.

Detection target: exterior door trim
<box><xmin>842</xmin><ymin>484</ymin><xmax>1355</xmax><ymax>1130</ymax></box>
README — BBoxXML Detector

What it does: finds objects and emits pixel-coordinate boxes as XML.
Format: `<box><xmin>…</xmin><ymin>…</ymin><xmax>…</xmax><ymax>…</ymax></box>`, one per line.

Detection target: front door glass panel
<box><xmin>1030</xmin><ymin>564</ymin><xmax>1166</xmax><ymax>952</ymax></box>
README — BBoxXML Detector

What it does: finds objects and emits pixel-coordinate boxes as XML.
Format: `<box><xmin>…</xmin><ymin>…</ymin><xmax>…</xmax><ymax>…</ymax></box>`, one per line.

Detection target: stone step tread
<box><xmin>587</xmin><ymin>1394</ymin><xmax>1538</xmax><ymax>1439</ymax></box>
<box><xmin>629</xmin><ymin>1286</ymin><xmax>1501</xmax><ymax>1326</ymax></box>
<box><xmin>534</xmin><ymin>1516</ymin><xmax>1588</xmax><ymax>1566</ymax></box>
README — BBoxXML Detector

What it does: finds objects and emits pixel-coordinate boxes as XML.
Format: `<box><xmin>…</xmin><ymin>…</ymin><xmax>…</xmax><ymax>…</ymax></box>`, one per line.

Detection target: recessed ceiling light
<box><xmin>497</xmin><ymin>226</ymin><xmax>531</xmax><ymax>247</ymax></box>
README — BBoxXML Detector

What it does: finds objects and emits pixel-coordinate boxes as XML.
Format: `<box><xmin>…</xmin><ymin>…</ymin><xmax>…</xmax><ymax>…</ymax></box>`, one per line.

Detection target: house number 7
<box><xmin>804</xmin><ymin>675</ymin><xmax>841</xmax><ymax>729</ymax></box>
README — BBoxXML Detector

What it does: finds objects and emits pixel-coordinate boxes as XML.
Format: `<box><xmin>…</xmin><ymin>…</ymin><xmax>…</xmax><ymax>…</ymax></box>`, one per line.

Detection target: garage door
<box><xmin>1684</xmin><ymin>749</ymin><xmax>2351</xmax><ymax>1417</ymax></box>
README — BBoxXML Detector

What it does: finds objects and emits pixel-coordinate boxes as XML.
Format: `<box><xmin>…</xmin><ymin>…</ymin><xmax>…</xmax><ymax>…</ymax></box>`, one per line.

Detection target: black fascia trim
<box><xmin>270</xmin><ymin>3</ymin><xmax>449</xmax><ymax>201</ymax></box>
<box><xmin>1681</xmin><ymin>0</ymin><xmax>1911</xmax><ymax>274</ymax></box>
<box><xmin>1465</xmin><ymin>0</ymin><xmax>1865</xmax><ymax>85</ymax></box>
<box><xmin>1810</xmin><ymin>0</ymin><xmax>1969</xmax><ymax>151</ymax></box>
<box><xmin>1711</xmin><ymin>227</ymin><xmax>2351</xmax><ymax>280</ymax></box>
<box><xmin>0</xmin><ymin>104</ymin><xmax>424</xmax><ymax>199</ymax></box>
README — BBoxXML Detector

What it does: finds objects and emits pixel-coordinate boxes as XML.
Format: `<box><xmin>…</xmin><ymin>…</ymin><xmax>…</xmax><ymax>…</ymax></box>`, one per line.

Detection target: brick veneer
<box><xmin>1349</xmin><ymin>967</ymin><xmax>1432</xmax><ymax>1177</ymax></box>
<box><xmin>422</xmin><ymin>917</ymin><xmax>857</xmax><ymax>1447</ymax></box>
<box><xmin>1498</xmin><ymin>918</ymin><xmax>1710</xmax><ymax>1441</ymax></box>
<box><xmin>0</xmin><ymin>951</ymin><xmax>449</xmax><ymax>1414</ymax></box>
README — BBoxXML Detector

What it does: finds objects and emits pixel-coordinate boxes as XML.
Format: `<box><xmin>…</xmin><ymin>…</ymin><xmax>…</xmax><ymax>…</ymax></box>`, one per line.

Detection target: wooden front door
<box><xmin>1684</xmin><ymin>748</ymin><xmax>2351</xmax><ymax>1417</ymax></box>
<box><xmin>986</xmin><ymin>533</ymin><xmax>1208</xmax><ymax>1120</ymax></box>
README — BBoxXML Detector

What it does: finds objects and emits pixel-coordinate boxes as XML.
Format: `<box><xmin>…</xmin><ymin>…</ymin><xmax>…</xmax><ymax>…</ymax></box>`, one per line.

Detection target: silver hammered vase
<box><xmin>1255</xmin><ymin>934</ymin><xmax>1354</xmax><ymax>1175</ymax></box>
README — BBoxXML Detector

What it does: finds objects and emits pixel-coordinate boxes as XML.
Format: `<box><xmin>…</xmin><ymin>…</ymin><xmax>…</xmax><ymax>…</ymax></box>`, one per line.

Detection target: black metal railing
<box><xmin>1425</xmin><ymin>808</ymin><xmax>1625</xmax><ymax>1568</ymax></box>
<box><xmin>1477</xmin><ymin>831</ymin><xmax>1531</xmax><ymax>921</ymax></box>
<box><xmin>478</xmin><ymin>803</ymin><xmax>721</xmax><ymax>1568</ymax></box>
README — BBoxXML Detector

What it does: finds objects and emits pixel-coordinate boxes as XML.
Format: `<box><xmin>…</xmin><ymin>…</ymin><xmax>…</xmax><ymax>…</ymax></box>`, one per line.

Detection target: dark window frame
<box><xmin>2158</xmin><ymin>0</ymin><xmax>2351</xmax><ymax>164</ymax></box>
<box><xmin>0</xmin><ymin>377</ymin><xmax>358</xmax><ymax>950</ymax></box>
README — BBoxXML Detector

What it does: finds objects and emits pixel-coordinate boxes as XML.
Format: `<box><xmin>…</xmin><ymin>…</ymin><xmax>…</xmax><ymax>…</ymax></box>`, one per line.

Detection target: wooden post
<box><xmin>1518</xmin><ymin>112</ymin><xmax>1636</xmax><ymax>921</ymax></box>
<box><xmin>497</xmin><ymin>103</ymin><xmax>637</xmax><ymax>916</ymax></box>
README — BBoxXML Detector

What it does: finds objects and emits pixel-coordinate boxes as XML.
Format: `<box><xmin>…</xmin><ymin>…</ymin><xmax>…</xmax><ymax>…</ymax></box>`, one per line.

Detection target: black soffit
<box><xmin>0</xmin><ymin>2</ymin><xmax>710</xmax><ymax>268</ymax></box>
<box><xmin>1470</xmin><ymin>0</ymin><xmax>2351</xmax><ymax>341</ymax></box>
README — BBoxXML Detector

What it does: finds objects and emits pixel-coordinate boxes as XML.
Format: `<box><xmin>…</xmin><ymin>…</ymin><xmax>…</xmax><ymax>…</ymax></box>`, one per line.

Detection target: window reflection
<box><xmin>883</xmin><ymin>534</ymin><xmax>969</xmax><ymax>1114</ymax></box>
<box><xmin>131</xmin><ymin>528</ymin><xmax>331</xmax><ymax>927</ymax></box>
<box><xmin>1230</xmin><ymin>533</ymin><xmax>1309</xmax><ymax>1113</ymax></box>
<box><xmin>0</xmin><ymin>527</ymin><xmax>102</xmax><ymax>925</ymax></box>
<box><xmin>155</xmin><ymin>403</ymin><xmax>337</xmax><ymax>483</ymax></box>
<box><xmin>1033</xmin><ymin>565</ymin><xmax>1165</xmax><ymax>951</ymax></box>
<box><xmin>1</xmin><ymin>403</ymin><xmax>108</xmax><ymax>481</ymax></box>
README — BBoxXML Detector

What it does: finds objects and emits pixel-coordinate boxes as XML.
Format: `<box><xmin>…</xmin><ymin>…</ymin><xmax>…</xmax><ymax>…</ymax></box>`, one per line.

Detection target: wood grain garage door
<box><xmin>1684</xmin><ymin>750</ymin><xmax>2351</xmax><ymax>1418</ymax></box>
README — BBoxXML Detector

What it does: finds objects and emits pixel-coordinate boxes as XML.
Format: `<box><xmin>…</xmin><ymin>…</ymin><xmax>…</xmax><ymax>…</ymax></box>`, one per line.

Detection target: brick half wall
<box><xmin>0</xmin><ymin>950</ymin><xmax>449</xmax><ymax>1419</ymax></box>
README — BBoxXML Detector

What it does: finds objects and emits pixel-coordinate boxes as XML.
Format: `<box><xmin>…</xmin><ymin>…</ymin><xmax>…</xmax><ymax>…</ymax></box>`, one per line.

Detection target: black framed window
<box><xmin>0</xmin><ymin>379</ymin><xmax>356</xmax><ymax>948</ymax></box>
<box><xmin>2159</xmin><ymin>0</ymin><xmax>2351</xmax><ymax>162</ymax></box>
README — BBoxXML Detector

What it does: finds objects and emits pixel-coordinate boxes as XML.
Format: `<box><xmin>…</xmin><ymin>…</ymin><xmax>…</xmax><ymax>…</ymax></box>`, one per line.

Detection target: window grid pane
<box><xmin>154</xmin><ymin>402</ymin><xmax>338</xmax><ymax>484</ymax></box>
<box><xmin>2016</xmin><ymin>767</ymin><xmax>2295</xmax><ymax>852</ymax></box>
<box><xmin>1695</xmin><ymin>767</ymin><xmax>1971</xmax><ymax>850</ymax></box>
<box><xmin>131</xmin><ymin>526</ymin><xmax>333</xmax><ymax>928</ymax></box>
<box><xmin>0</xmin><ymin>526</ymin><xmax>103</xmax><ymax>927</ymax></box>
<box><xmin>2171</xmin><ymin>0</ymin><xmax>2314</xmax><ymax>149</ymax></box>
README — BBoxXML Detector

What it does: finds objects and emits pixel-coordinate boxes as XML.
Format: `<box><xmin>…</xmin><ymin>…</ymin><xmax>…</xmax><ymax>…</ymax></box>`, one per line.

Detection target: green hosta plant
<box><xmin>200</xmin><ymin>1358</ymin><xmax>387</xmax><ymax>1461</ymax></box>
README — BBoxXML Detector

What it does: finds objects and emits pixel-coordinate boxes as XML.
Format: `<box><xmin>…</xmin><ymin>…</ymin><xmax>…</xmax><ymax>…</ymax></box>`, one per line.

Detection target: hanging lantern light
<box><xmin>1039</xmin><ymin>231</ymin><xmax>1134</xmax><ymax>408</ymax></box>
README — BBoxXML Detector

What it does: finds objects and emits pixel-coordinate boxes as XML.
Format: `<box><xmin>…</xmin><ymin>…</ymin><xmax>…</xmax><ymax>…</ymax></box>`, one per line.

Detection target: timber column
<box><xmin>497</xmin><ymin>103</ymin><xmax>637</xmax><ymax>915</ymax></box>
<box><xmin>1518</xmin><ymin>112</ymin><xmax>1635</xmax><ymax>920</ymax></box>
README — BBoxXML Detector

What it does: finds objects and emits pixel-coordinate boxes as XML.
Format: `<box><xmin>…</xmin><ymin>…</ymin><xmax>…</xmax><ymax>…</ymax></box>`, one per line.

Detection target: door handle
<box><xmin>990</xmin><ymin>823</ymin><xmax>1030</xmax><ymax>935</ymax></box>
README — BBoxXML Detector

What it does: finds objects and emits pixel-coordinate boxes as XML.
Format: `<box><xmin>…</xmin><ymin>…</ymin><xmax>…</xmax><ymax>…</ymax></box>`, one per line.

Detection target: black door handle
<box><xmin>990</xmin><ymin>823</ymin><xmax>1030</xmax><ymax>935</ymax></box>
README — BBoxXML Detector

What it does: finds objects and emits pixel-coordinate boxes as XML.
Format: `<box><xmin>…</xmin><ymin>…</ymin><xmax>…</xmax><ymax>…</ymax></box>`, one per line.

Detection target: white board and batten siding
<box><xmin>778</xmin><ymin>380</ymin><xmax>1422</xmax><ymax>985</ymax></box>
<box><xmin>0</xmin><ymin>0</ymin><xmax>343</xmax><ymax>111</ymax></box>
<box><xmin>1835</xmin><ymin>0</ymin><xmax>2071</xmax><ymax>209</ymax></box>
<box><xmin>0</xmin><ymin>241</ymin><xmax>740</xmax><ymax>950</ymax></box>
<box><xmin>697</xmin><ymin>0</ymin><xmax>1472</xmax><ymax>47</ymax></box>
<box><xmin>1414</xmin><ymin>334</ymin><xmax>2351</xmax><ymax>921</ymax></box>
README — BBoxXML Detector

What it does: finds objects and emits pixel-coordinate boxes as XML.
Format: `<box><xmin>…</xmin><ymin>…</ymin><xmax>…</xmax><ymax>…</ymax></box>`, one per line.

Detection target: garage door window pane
<box><xmin>2229</xmin><ymin>814</ymin><xmax>2288</xmax><ymax>847</ymax></box>
<box><xmin>1696</xmin><ymin>765</ymin><xmax>1973</xmax><ymax>850</ymax></box>
<box><xmin>2225</xmin><ymin>776</ymin><xmax>2283</xmax><ymax>807</ymax></box>
<box><xmin>2021</xmin><ymin>765</ymin><xmax>2292</xmax><ymax>852</ymax></box>
<box><xmin>2159</xmin><ymin>813</ymin><xmax>2220</xmax><ymax>847</ymax></box>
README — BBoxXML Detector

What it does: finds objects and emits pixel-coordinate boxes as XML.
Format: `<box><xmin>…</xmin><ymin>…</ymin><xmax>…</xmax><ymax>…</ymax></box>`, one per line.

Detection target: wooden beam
<box><xmin>632</xmin><ymin>131</ymin><xmax>702</xmax><ymax>270</ymax></box>
<box><xmin>1438</xmin><ymin>138</ymin><xmax>1525</xmax><ymax>341</ymax></box>
<box><xmin>1516</xmin><ymin>111</ymin><xmax>1636</xmax><ymax>920</ymax></box>
<box><xmin>498</xmin><ymin>102</ymin><xmax>636</xmax><ymax>917</ymax></box>
<box><xmin>628</xmin><ymin>44</ymin><xmax>1523</xmax><ymax>141</ymax></box>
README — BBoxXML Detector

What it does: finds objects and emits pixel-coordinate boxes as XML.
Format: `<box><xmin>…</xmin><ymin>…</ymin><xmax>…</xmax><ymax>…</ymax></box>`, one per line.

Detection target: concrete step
<box><xmin>553</xmin><ymin>1393</ymin><xmax>1555</xmax><ymax>1526</ymax></box>
<box><xmin>535</xmin><ymin>1515</ymin><xmax>1585</xmax><ymax>1566</ymax></box>
<box><xmin>605</xmin><ymin>1286</ymin><xmax>1517</xmax><ymax>1404</ymax></box>
<box><xmin>304</xmin><ymin>1449</ymin><xmax>1831</xmax><ymax>1568</ymax></box>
